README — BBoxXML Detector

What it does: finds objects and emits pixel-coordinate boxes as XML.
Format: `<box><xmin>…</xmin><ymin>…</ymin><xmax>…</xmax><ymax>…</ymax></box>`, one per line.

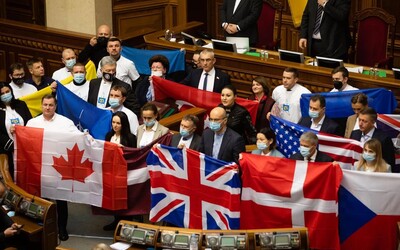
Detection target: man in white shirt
<box><xmin>96</xmin><ymin>37</ymin><xmax>140</xmax><ymax>87</ymax></box>
<box><xmin>8</xmin><ymin>63</ymin><xmax>37</xmax><ymax>99</ymax></box>
<box><xmin>330</xmin><ymin>66</ymin><xmax>358</xmax><ymax>92</ymax></box>
<box><xmin>107</xmin><ymin>85</ymin><xmax>139</xmax><ymax>135</ymax></box>
<box><xmin>270</xmin><ymin>67</ymin><xmax>311</xmax><ymax>123</ymax></box>
<box><xmin>52</xmin><ymin>49</ymin><xmax>77</xmax><ymax>83</ymax></box>
<box><xmin>65</xmin><ymin>63</ymin><xmax>90</xmax><ymax>101</ymax></box>
<box><xmin>26</xmin><ymin>94</ymin><xmax>80</xmax><ymax>242</ymax></box>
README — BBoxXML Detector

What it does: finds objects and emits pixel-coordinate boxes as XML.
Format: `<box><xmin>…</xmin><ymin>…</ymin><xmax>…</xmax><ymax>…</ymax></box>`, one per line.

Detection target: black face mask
<box><xmin>97</xmin><ymin>36</ymin><xmax>109</xmax><ymax>47</ymax></box>
<box><xmin>333</xmin><ymin>81</ymin><xmax>343</xmax><ymax>90</ymax></box>
<box><xmin>12</xmin><ymin>77</ymin><xmax>25</xmax><ymax>86</ymax></box>
<box><xmin>103</xmin><ymin>72</ymin><xmax>115</xmax><ymax>82</ymax></box>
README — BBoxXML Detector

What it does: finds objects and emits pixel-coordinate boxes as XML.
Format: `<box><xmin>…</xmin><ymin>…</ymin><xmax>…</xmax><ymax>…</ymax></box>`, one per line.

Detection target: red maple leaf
<box><xmin>52</xmin><ymin>143</ymin><xmax>94</xmax><ymax>183</ymax></box>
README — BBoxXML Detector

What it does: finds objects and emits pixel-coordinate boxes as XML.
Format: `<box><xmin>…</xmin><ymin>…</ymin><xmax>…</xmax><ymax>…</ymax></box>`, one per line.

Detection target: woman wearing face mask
<box><xmin>247</xmin><ymin>76</ymin><xmax>275</xmax><ymax>131</ymax></box>
<box><xmin>0</xmin><ymin>82</ymin><xmax>32</xmax><ymax>178</ymax></box>
<box><xmin>218</xmin><ymin>85</ymin><xmax>257</xmax><ymax>144</ymax></box>
<box><xmin>352</xmin><ymin>139</ymin><xmax>390</xmax><ymax>172</ymax></box>
<box><xmin>105</xmin><ymin>111</ymin><xmax>136</xmax><ymax>148</ymax></box>
<box><xmin>136</xmin><ymin>103</ymin><xmax>169</xmax><ymax>148</ymax></box>
<box><xmin>252</xmin><ymin>127</ymin><xmax>284</xmax><ymax>157</ymax></box>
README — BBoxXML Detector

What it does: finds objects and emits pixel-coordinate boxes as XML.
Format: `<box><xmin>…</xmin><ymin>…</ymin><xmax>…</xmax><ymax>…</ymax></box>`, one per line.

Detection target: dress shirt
<box><xmin>360</xmin><ymin>128</ymin><xmax>375</xmax><ymax>147</ymax></box>
<box><xmin>178</xmin><ymin>134</ymin><xmax>194</xmax><ymax>149</ymax></box>
<box><xmin>139</xmin><ymin>122</ymin><xmax>159</xmax><ymax>148</ymax></box>
<box><xmin>198</xmin><ymin>68</ymin><xmax>216</xmax><ymax>92</ymax></box>
<box><xmin>26</xmin><ymin>113</ymin><xmax>79</xmax><ymax>133</ymax></box>
<box><xmin>96</xmin><ymin>80</ymin><xmax>112</xmax><ymax>108</ymax></box>
<box><xmin>305</xmin><ymin>150</ymin><xmax>318</xmax><ymax>162</ymax></box>
<box><xmin>212</xmin><ymin>131</ymin><xmax>225</xmax><ymax>159</ymax></box>
<box><xmin>310</xmin><ymin>115</ymin><xmax>326</xmax><ymax>131</ymax></box>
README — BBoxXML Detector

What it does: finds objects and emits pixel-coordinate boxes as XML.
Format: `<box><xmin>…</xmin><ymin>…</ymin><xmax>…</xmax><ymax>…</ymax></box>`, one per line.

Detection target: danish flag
<box><xmin>147</xmin><ymin>144</ymin><xmax>241</xmax><ymax>229</ymax></box>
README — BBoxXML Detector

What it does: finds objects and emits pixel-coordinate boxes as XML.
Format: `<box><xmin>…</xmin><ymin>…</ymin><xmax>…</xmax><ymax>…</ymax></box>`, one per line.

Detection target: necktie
<box><xmin>313</xmin><ymin>4</ymin><xmax>323</xmax><ymax>35</ymax></box>
<box><xmin>203</xmin><ymin>73</ymin><xmax>208</xmax><ymax>91</ymax></box>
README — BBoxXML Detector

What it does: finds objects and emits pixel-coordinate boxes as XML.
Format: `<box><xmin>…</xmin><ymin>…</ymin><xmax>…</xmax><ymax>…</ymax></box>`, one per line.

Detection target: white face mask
<box><xmin>151</xmin><ymin>70</ymin><xmax>163</xmax><ymax>77</ymax></box>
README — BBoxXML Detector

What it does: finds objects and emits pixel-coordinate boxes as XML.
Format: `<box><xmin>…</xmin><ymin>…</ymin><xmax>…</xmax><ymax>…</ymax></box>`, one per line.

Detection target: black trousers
<box><xmin>56</xmin><ymin>200</ymin><xmax>68</xmax><ymax>231</ymax></box>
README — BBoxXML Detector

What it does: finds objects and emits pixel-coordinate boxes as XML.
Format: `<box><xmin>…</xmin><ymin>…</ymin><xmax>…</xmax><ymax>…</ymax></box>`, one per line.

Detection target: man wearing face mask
<box><xmin>88</xmin><ymin>56</ymin><xmax>140</xmax><ymax>116</ymax></box>
<box><xmin>185</xmin><ymin>49</ymin><xmax>202</xmax><ymax>76</ymax></box>
<box><xmin>78</xmin><ymin>24</ymin><xmax>111</xmax><ymax>69</ymax></box>
<box><xmin>298</xmin><ymin>94</ymin><xmax>341</xmax><ymax>136</ymax></box>
<box><xmin>65</xmin><ymin>63</ymin><xmax>90</xmax><ymax>101</ymax></box>
<box><xmin>200</xmin><ymin>107</ymin><xmax>245</xmax><ymax>164</ymax></box>
<box><xmin>108</xmin><ymin>85</ymin><xmax>139</xmax><ymax>135</ymax></box>
<box><xmin>290</xmin><ymin>131</ymin><xmax>333</xmax><ymax>162</ymax></box>
<box><xmin>8</xmin><ymin>63</ymin><xmax>37</xmax><ymax>99</ymax></box>
<box><xmin>170</xmin><ymin>114</ymin><xmax>201</xmax><ymax>151</ymax></box>
<box><xmin>52</xmin><ymin>49</ymin><xmax>77</xmax><ymax>82</ymax></box>
<box><xmin>330</xmin><ymin>66</ymin><xmax>358</xmax><ymax>92</ymax></box>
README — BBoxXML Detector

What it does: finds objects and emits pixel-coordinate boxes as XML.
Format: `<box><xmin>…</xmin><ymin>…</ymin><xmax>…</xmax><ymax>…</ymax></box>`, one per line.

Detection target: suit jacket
<box><xmin>170</xmin><ymin>133</ymin><xmax>202</xmax><ymax>151</ymax></box>
<box><xmin>350</xmin><ymin>129</ymin><xmax>396</xmax><ymax>172</ymax></box>
<box><xmin>220</xmin><ymin>0</ymin><xmax>263</xmax><ymax>46</ymax></box>
<box><xmin>181</xmin><ymin>68</ymin><xmax>230</xmax><ymax>93</ymax></box>
<box><xmin>88</xmin><ymin>78</ymin><xmax>140</xmax><ymax>116</ymax></box>
<box><xmin>298</xmin><ymin>116</ymin><xmax>340</xmax><ymax>136</ymax></box>
<box><xmin>344</xmin><ymin>114</ymin><xmax>357</xmax><ymax>138</ymax></box>
<box><xmin>290</xmin><ymin>151</ymin><xmax>334</xmax><ymax>162</ymax></box>
<box><xmin>300</xmin><ymin>0</ymin><xmax>351</xmax><ymax>59</ymax></box>
<box><xmin>136</xmin><ymin>123</ymin><xmax>169</xmax><ymax>147</ymax></box>
<box><xmin>200</xmin><ymin>127</ymin><xmax>246</xmax><ymax>164</ymax></box>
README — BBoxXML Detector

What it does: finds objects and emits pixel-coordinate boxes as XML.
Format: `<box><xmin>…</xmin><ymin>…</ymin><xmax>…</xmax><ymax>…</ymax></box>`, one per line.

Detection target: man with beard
<box><xmin>8</xmin><ymin>63</ymin><xmax>37</xmax><ymax>99</ymax></box>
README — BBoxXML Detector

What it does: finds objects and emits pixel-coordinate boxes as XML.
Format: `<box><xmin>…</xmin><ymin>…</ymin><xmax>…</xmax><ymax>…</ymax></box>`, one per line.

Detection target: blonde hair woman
<box><xmin>353</xmin><ymin>139</ymin><xmax>390</xmax><ymax>172</ymax></box>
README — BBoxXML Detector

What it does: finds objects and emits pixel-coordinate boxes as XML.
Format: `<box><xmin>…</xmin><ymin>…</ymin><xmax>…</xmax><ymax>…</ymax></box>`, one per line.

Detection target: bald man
<box><xmin>52</xmin><ymin>48</ymin><xmax>77</xmax><ymax>82</ymax></box>
<box><xmin>78</xmin><ymin>24</ymin><xmax>111</xmax><ymax>69</ymax></box>
<box><xmin>200</xmin><ymin>107</ymin><xmax>245</xmax><ymax>164</ymax></box>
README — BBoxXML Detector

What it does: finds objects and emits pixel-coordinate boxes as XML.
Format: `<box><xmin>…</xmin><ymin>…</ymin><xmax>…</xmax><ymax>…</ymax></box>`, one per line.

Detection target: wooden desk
<box><xmin>144</xmin><ymin>22</ymin><xmax>400</xmax><ymax>113</ymax></box>
<box><xmin>159</xmin><ymin>107</ymin><xmax>207</xmax><ymax>132</ymax></box>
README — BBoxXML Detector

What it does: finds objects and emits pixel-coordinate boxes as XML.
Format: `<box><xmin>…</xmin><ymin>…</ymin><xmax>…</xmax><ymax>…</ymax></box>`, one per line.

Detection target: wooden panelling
<box><xmin>0</xmin><ymin>0</ymin><xmax>45</xmax><ymax>25</ymax></box>
<box><xmin>0</xmin><ymin>50</ymin><xmax>6</xmax><ymax>81</ymax></box>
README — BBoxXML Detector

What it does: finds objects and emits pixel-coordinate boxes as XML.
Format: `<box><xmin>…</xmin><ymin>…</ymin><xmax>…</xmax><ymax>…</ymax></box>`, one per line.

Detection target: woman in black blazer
<box><xmin>105</xmin><ymin>111</ymin><xmax>136</xmax><ymax>148</ymax></box>
<box><xmin>0</xmin><ymin>82</ymin><xmax>32</xmax><ymax>178</ymax></box>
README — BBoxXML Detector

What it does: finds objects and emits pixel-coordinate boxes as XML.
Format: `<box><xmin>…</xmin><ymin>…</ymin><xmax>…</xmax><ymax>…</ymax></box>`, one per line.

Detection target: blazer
<box><xmin>298</xmin><ymin>116</ymin><xmax>340</xmax><ymax>136</ymax></box>
<box><xmin>248</xmin><ymin>94</ymin><xmax>275</xmax><ymax>131</ymax></box>
<box><xmin>300</xmin><ymin>0</ymin><xmax>351</xmax><ymax>59</ymax></box>
<box><xmin>170</xmin><ymin>133</ymin><xmax>202</xmax><ymax>151</ymax></box>
<box><xmin>181</xmin><ymin>68</ymin><xmax>230</xmax><ymax>93</ymax></box>
<box><xmin>344</xmin><ymin>114</ymin><xmax>357</xmax><ymax>138</ymax></box>
<box><xmin>136</xmin><ymin>123</ymin><xmax>169</xmax><ymax>147</ymax></box>
<box><xmin>252</xmin><ymin>148</ymin><xmax>284</xmax><ymax>158</ymax></box>
<box><xmin>350</xmin><ymin>129</ymin><xmax>396</xmax><ymax>172</ymax></box>
<box><xmin>200</xmin><ymin>127</ymin><xmax>246</xmax><ymax>164</ymax></box>
<box><xmin>220</xmin><ymin>0</ymin><xmax>263</xmax><ymax>46</ymax></box>
<box><xmin>105</xmin><ymin>131</ymin><xmax>137</xmax><ymax>148</ymax></box>
<box><xmin>290</xmin><ymin>151</ymin><xmax>334</xmax><ymax>162</ymax></box>
<box><xmin>87</xmin><ymin>78</ymin><xmax>140</xmax><ymax>116</ymax></box>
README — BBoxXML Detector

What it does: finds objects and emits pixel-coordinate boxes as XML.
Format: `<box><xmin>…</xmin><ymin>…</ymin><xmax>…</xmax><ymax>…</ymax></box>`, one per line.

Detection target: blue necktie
<box><xmin>313</xmin><ymin>4</ymin><xmax>323</xmax><ymax>35</ymax></box>
<box><xmin>203</xmin><ymin>73</ymin><xmax>208</xmax><ymax>90</ymax></box>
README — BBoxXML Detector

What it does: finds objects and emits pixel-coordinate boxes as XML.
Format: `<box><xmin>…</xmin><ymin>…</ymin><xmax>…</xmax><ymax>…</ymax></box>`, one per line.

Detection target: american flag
<box><xmin>377</xmin><ymin>114</ymin><xmax>400</xmax><ymax>166</ymax></box>
<box><xmin>270</xmin><ymin>115</ymin><xmax>362</xmax><ymax>169</ymax></box>
<box><xmin>147</xmin><ymin>144</ymin><xmax>241</xmax><ymax>229</ymax></box>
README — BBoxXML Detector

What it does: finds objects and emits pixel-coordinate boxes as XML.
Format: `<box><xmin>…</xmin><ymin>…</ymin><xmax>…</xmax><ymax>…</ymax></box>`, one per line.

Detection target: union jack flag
<box><xmin>147</xmin><ymin>144</ymin><xmax>241</xmax><ymax>229</ymax></box>
<box><xmin>270</xmin><ymin>115</ymin><xmax>362</xmax><ymax>169</ymax></box>
<box><xmin>377</xmin><ymin>114</ymin><xmax>400</xmax><ymax>166</ymax></box>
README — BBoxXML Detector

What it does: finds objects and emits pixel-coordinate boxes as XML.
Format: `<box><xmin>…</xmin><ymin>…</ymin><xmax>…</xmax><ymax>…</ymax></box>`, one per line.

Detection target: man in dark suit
<box><xmin>88</xmin><ymin>56</ymin><xmax>140</xmax><ymax>116</ymax></box>
<box><xmin>298</xmin><ymin>94</ymin><xmax>341</xmax><ymax>136</ymax></box>
<box><xmin>171</xmin><ymin>114</ymin><xmax>202</xmax><ymax>151</ymax></box>
<box><xmin>299</xmin><ymin>0</ymin><xmax>351</xmax><ymax>60</ymax></box>
<box><xmin>350</xmin><ymin>107</ymin><xmax>396</xmax><ymax>172</ymax></box>
<box><xmin>220</xmin><ymin>0</ymin><xmax>263</xmax><ymax>46</ymax></box>
<box><xmin>200</xmin><ymin>107</ymin><xmax>245</xmax><ymax>164</ymax></box>
<box><xmin>181</xmin><ymin>49</ymin><xmax>230</xmax><ymax>93</ymax></box>
<box><xmin>290</xmin><ymin>131</ymin><xmax>333</xmax><ymax>162</ymax></box>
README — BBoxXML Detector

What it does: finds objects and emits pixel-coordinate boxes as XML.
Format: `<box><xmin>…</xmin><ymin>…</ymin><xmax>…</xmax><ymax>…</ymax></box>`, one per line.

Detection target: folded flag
<box><xmin>147</xmin><ymin>144</ymin><xmax>241</xmax><ymax>229</ymax></box>
<box><xmin>121</xmin><ymin>46</ymin><xmax>185</xmax><ymax>75</ymax></box>
<box><xmin>270</xmin><ymin>115</ymin><xmax>362</xmax><ymax>169</ymax></box>
<box><xmin>56</xmin><ymin>83</ymin><xmax>112</xmax><ymax>140</ymax></box>
<box><xmin>300</xmin><ymin>88</ymin><xmax>397</xmax><ymax>118</ymax></box>
<box><xmin>287</xmin><ymin>0</ymin><xmax>307</xmax><ymax>28</ymax></box>
<box><xmin>14</xmin><ymin>126</ymin><xmax>127</xmax><ymax>210</ymax></box>
<box><xmin>240</xmin><ymin>153</ymin><xmax>342</xmax><ymax>249</ymax></box>
<box><xmin>339</xmin><ymin>170</ymin><xmax>400</xmax><ymax>250</ymax></box>
<box><xmin>152</xmin><ymin>77</ymin><xmax>259</xmax><ymax>124</ymax></box>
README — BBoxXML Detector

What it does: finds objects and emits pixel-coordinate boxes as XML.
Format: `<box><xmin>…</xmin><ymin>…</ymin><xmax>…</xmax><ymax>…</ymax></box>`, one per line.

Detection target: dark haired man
<box><xmin>8</xmin><ymin>63</ymin><xmax>37</xmax><ymax>98</ymax></box>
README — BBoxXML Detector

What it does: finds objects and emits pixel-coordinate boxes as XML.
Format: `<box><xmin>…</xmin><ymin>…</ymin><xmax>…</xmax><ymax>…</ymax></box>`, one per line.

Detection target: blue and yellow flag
<box><xmin>288</xmin><ymin>0</ymin><xmax>307</xmax><ymax>28</ymax></box>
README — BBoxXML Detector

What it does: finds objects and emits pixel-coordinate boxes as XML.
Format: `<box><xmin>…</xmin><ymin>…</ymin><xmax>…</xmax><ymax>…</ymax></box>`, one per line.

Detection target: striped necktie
<box><xmin>313</xmin><ymin>4</ymin><xmax>324</xmax><ymax>35</ymax></box>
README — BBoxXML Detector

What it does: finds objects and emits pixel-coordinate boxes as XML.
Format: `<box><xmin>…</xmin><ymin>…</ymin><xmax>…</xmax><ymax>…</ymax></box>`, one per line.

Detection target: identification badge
<box><xmin>283</xmin><ymin>104</ymin><xmax>290</xmax><ymax>112</ymax></box>
<box><xmin>98</xmin><ymin>97</ymin><xmax>106</xmax><ymax>104</ymax></box>
<box><xmin>10</xmin><ymin>118</ymin><xmax>20</xmax><ymax>125</ymax></box>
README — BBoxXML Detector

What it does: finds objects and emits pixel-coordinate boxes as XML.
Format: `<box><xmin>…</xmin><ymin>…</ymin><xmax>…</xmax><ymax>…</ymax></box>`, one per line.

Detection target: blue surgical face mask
<box><xmin>65</xmin><ymin>58</ymin><xmax>76</xmax><ymax>69</ymax></box>
<box><xmin>257</xmin><ymin>142</ymin><xmax>268</xmax><ymax>150</ymax></box>
<box><xmin>108</xmin><ymin>98</ymin><xmax>120</xmax><ymax>108</ymax></box>
<box><xmin>309</xmin><ymin>110</ymin><xmax>319</xmax><ymax>119</ymax></box>
<box><xmin>1</xmin><ymin>92</ymin><xmax>13</xmax><ymax>103</ymax></box>
<box><xmin>144</xmin><ymin>119</ymin><xmax>156</xmax><ymax>127</ymax></box>
<box><xmin>299</xmin><ymin>146</ymin><xmax>311</xmax><ymax>158</ymax></box>
<box><xmin>209</xmin><ymin>121</ymin><xmax>221</xmax><ymax>132</ymax></box>
<box><xmin>362</xmin><ymin>152</ymin><xmax>376</xmax><ymax>162</ymax></box>
<box><xmin>180</xmin><ymin>127</ymin><xmax>190</xmax><ymax>138</ymax></box>
<box><xmin>73</xmin><ymin>73</ymin><xmax>85</xmax><ymax>84</ymax></box>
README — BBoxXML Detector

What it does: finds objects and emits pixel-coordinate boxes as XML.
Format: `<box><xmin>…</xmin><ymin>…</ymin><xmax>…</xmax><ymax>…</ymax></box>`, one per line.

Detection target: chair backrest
<box><xmin>352</xmin><ymin>8</ymin><xmax>396</xmax><ymax>68</ymax></box>
<box><xmin>256</xmin><ymin>0</ymin><xmax>282</xmax><ymax>50</ymax></box>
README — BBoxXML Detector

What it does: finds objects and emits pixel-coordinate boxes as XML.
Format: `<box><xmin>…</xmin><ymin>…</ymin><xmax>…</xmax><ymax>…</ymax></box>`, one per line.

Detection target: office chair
<box><xmin>256</xmin><ymin>0</ymin><xmax>283</xmax><ymax>51</ymax></box>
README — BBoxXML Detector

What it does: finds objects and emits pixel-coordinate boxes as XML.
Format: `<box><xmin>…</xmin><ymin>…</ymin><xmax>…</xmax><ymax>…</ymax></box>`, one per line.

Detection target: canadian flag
<box><xmin>14</xmin><ymin>126</ymin><xmax>127</xmax><ymax>210</ymax></box>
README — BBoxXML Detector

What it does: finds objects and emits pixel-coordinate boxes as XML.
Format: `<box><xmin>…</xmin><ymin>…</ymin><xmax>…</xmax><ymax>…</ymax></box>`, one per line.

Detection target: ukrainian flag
<box><xmin>288</xmin><ymin>0</ymin><xmax>307</xmax><ymax>28</ymax></box>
